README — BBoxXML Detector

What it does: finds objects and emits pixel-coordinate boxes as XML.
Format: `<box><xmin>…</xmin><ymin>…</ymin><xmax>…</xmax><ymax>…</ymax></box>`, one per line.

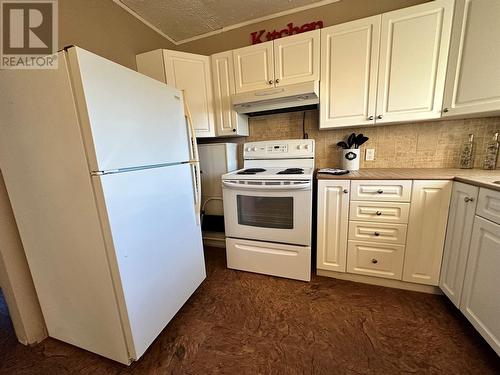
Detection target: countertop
<box><xmin>316</xmin><ymin>168</ymin><xmax>500</xmax><ymax>192</ymax></box>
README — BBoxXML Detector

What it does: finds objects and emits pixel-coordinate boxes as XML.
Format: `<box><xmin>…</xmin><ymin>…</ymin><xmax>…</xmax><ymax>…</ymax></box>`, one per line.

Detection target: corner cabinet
<box><xmin>211</xmin><ymin>52</ymin><xmax>249</xmax><ymax>137</ymax></box>
<box><xmin>319</xmin><ymin>0</ymin><xmax>454</xmax><ymax>129</ymax></box>
<box><xmin>233</xmin><ymin>30</ymin><xmax>320</xmax><ymax>93</ymax></box>
<box><xmin>439</xmin><ymin>182</ymin><xmax>478</xmax><ymax>307</ymax></box>
<box><xmin>442</xmin><ymin>0</ymin><xmax>500</xmax><ymax>118</ymax></box>
<box><xmin>316</xmin><ymin>180</ymin><xmax>350</xmax><ymax>272</ymax></box>
<box><xmin>136</xmin><ymin>49</ymin><xmax>216</xmax><ymax>138</ymax></box>
<box><xmin>403</xmin><ymin>180</ymin><xmax>452</xmax><ymax>285</ymax></box>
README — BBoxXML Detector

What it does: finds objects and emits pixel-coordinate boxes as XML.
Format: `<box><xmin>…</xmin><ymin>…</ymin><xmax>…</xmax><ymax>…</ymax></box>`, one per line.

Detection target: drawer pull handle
<box><xmin>377</xmin><ymin>189</ymin><xmax>384</xmax><ymax>194</ymax></box>
<box><xmin>371</xmin><ymin>259</ymin><xmax>378</xmax><ymax>264</ymax></box>
<box><xmin>464</xmin><ymin>197</ymin><xmax>474</xmax><ymax>203</ymax></box>
<box><xmin>376</xmin><ymin>211</ymin><xmax>382</xmax><ymax>216</ymax></box>
<box><xmin>374</xmin><ymin>232</ymin><xmax>380</xmax><ymax>236</ymax></box>
<box><xmin>343</xmin><ymin>189</ymin><xmax>349</xmax><ymax>194</ymax></box>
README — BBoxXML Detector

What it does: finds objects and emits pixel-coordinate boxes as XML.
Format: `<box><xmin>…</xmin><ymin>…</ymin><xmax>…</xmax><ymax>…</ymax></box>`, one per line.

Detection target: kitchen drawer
<box><xmin>347</xmin><ymin>240</ymin><xmax>405</xmax><ymax>280</ymax></box>
<box><xmin>351</xmin><ymin>180</ymin><xmax>412</xmax><ymax>202</ymax></box>
<box><xmin>350</xmin><ymin>201</ymin><xmax>410</xmax><ymax>224</ymax></box>
<box><xmin>476</xmin><ymin>188</ymin><xmax>500</xmax><ymax>225</ymax></box>
<box><xmin>348</xmin><ymin>221</ymin><xmax>407</xmax><ymax>245</ymax></box>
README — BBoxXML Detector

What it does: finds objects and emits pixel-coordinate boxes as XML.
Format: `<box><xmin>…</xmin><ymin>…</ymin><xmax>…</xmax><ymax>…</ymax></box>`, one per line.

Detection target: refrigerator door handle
<box><xmin>191</xmin><ymin>161</ymin><xmax>201</xmax><ymax>225</ymax></box>
<box><xmin>183</xmin><ymin>90</ymin><xmax>199</xmax><ymax>163</ymax></box>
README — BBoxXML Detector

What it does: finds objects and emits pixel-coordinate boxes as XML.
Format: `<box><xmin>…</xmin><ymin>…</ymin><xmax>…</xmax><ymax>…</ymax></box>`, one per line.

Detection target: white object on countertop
<box><xmin>342</xmin><ymin>149</ymin><xmax>360</xmax><ymax>170</ymax></box>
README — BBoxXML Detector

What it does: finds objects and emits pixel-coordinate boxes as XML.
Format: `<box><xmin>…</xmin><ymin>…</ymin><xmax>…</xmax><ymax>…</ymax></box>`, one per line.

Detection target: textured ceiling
<box><xmin>119</xmin><ymin>0</ymin><xmax>333</xmax><ymax>42</ymax></box>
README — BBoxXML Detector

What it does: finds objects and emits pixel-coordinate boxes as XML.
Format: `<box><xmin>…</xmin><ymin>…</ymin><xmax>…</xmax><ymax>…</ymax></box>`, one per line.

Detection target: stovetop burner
<box><xmin>237</xmin><ymin>168</ymin><xmax>266</xmax><ymax>175</ymax></box>
<box><xmin>277</xmin><ymin>168</ymin><xmax>304</xmax><ymax>175</ymax></box>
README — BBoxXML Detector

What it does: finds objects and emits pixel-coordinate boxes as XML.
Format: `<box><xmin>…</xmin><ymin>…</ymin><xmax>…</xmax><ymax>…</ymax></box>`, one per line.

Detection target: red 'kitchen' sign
<box><xmin>251</xmin><ymin>21</ymin><xmax>323</xmax><ymax>44</ymax></box>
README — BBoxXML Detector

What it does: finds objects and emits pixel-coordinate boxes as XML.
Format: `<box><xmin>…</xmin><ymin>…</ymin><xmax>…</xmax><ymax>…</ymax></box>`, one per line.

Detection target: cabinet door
<box><xmin>211</xmin><ymin>52</ymin><xmax>249</xmax><ymax>137</ymax></box>
<box><xmin>443</xmin><ymin>0</ymin><xmax>500</xmax><ymax>118</ymax></box>
<box><xmin>376</xmin><ymin>0</ymin><xmax>454</xmax><ymax>124</ymax></box>
<box><xmin>274</xmin><ymin>30</ymin><xmax>320</xmax><ymax>86</ymax></box>
<box><xmin>317</xmin><ymin>180</ymin><xmax>350</xmax><ymax>272</ymax></box>
<box><xmin>233</xmin><ymin>41</ymin><xmax>274</xmax><ymax>93</ymax></box>
<box><xmin>163</xmin><ymin>50</ymin><xmax>215</xmax><ymax>138</ymax></box>
<box><xmin>403</xmin><ymin>180</ymin><xmax>452</xmax><ymax>285</ymax></box>
<box><xmin>320</xmin><ymin>16</ymin><xmax>380</xmax><ymax>129</ymax></box>
<box><xmin>460</xmin><ymin>216</ymin><xmax>500</xmax><ymax>356</ymax></box>
<box><xmin>440</xmin><ymin>182</ymin><xmax>479</xmax><ymax>307</ymax></box>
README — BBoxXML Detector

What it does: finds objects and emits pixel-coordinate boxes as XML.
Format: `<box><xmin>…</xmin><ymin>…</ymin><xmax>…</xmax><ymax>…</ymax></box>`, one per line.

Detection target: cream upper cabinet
<box><xmin>274</xmin><ymin>30</ymin><xmax>320</xmax><ymax>86</ymax></box>
<box><xmin>440</xmin><ymin>182</ymin><xmax>479</xmax><ymax>307</ymax></box>
<box><xmin>136</xmin><ymin>49</ymin><xmax>215</xmax><ymax>138</ymax></box>
<box><xmin>233</xmin><ymin>41</ymin><xmax>274</xmax><ymax>93</ymax></box>
<box><xmin>317</xmin><ymin>180</ymin><xmax>350</xmax><ymax>272</ymax></box>
<box><xmin>443</xmin><ymin>0</ymin><xmax>500</xmax><ymax>118</ymax></box>
<box><xmin>403</xmin><ymin>180</ymin><xmax>452</xmax><ymax>285</ymax></box>
<box><xmin>233</xmin><ymin>30</ymin><xmax>320</xmax><ymax>94</ymax></box>
<box><xmin>211</xmin><ymin>52</ymin><xmax>248</xmax><ymax>137</ymax></box>
<box><xmin>376</xmin><ymin>0</ymin><xmax>454</xmax><ymax>124</ymax></box>
<box><xmin>320</xmin><ymin>16</ymin><xmax>381</xmax><ymax>129</ymax></box>
<box><xmin>460</xmin><ymin>216</ymin><xmax>500</xmax><ymax>356</ymax></box>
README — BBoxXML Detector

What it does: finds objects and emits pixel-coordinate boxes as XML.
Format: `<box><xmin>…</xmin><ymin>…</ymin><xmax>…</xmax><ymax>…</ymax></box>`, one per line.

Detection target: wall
<box><xmin>208</xmin><ymin>112</ymin><xmax>500</xmax><ymax>170</ymax></box>
<box><xmin>59</xmin><ymin>0</ymin><xmax>175</xmax><ymax>69</ymax></box>
<box><xmin>177</xmin><ymin>0</ymin><xmax>428</xmax><ymax>55</ymax></box>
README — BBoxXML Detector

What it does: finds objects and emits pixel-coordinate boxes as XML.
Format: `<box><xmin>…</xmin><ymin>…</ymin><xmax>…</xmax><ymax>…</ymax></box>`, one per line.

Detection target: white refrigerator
<box><xmin>0</xmin><ymin>47</ymin><xmax>206</xmax><ymax>364</ymax></box>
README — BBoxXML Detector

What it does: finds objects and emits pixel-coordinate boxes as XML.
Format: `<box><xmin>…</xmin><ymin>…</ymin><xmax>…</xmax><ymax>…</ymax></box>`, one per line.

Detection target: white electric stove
<box><xmin>222</xmin><ymin>139</ymin><xmax>314</xmax><ymax>281</ymax></box>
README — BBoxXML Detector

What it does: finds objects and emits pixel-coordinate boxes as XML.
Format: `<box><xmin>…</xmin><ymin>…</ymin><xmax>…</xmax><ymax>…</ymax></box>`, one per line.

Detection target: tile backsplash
<box><xmin>223</xmin><ymin>111</ymin><xmax>500</xmax><ymax>170</ymax></box>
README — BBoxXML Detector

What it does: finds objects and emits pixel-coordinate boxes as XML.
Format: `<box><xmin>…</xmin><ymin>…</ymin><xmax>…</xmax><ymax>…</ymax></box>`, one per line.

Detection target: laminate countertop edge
<box><xmin>315</xmin><ymin>169</ymin><xmax>500</xmax><ymax>192</ymax></box>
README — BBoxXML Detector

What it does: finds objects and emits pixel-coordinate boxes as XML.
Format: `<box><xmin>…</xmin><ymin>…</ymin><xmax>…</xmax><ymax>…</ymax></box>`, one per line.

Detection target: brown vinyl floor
<box><xmin>0</xmin><ymin>247</ymin><xmax>499</xmax><ymax>374</ymax></box>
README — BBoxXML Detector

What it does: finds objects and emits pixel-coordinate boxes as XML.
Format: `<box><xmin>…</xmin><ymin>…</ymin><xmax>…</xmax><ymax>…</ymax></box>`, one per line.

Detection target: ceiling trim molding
<box><xmin>113</xmin><ymin>0</ymin><xmax>341</xmax><ymax>46</ymax></box>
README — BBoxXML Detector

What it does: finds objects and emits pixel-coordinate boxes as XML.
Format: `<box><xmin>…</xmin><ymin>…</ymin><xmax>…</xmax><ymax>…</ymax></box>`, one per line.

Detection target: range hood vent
<box><xmin>232</xmin><ymin>81</ymin><xmax>319</xmax><ymax>114</ymax></box>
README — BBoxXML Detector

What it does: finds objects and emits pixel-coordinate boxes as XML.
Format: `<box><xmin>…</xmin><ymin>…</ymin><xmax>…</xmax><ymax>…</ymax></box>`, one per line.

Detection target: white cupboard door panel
<box><xmin>163</xmin><ymin>50</ymin><xmax>215</xmax><ymax>138</ymax></box>
<box><xmin>443</xmin><ymin>0</ymin><xmax>500</xmax><ymax>117</ymax></box>
<box><xmin>233</xmin><ymin>41</ymin><xmax>274</xmax><ymax>93</ymax></box>
<box><xmin>68</xmin><ymin>47</ymin><xmax>191</xmax><ymax>172</ymax></box>
<box><xmin>320</xmin><ymin>16</ymin><xmax>380</xmax><ymax>128</ymax></box>
<box><xmin>347</xmin><ymin>241</ymin><xmax>405</xmax><ymax>280</ymax></box>
<box><xmin>476</xmin><ymin>188</ymin><xmax>500</xmax><ymax>226</ymax></box>
<box><xmin>211</xmin><ymin>52</ymin><xmax>249</xmax><ymax>137</ymax></box>
<box><xmin>440</xmin><ymin>182</ymin><xmax>478</xmax><ymax>307</ymax></box>
<box><xmin>403</xmin><ymin>180</ymin><xmax>452</xmax><ymax>285</ymax></box>
<box><xmin>95</xmin><ymin>164</ymin><xmax>206</xmax><ymax>359</ymax></box>
<box><xmin>274</xmin><ymin>30</ymin><xmax>320</xmax><ymax>86</ymax></box>
<box><xmin>351</xmin><ymin>180</ymin><xmax>412</xmax><ymax>202</ymax></box>
<box><xmin>350</xmin><ymin>201</ymin><xmax>410</xmax><ymax>224</ymax></box>
<box><xmin>316</xmin><ymin>180</ymin><xmax>350</xmax><ymax>272</ymax></box>
<box><xmin>460</xmin><ymin>217</ymin><xmax>500</xmax><ymax>356</ymax></box>
<box><xmin>376</xmin><ymin>0</ymin><xmax>454</xmax><ymax>124</ymax></box>
<box><xmin>348</xmin><ymin>221</ymin><xmax>407</xmax><ymax>245</ymax></box>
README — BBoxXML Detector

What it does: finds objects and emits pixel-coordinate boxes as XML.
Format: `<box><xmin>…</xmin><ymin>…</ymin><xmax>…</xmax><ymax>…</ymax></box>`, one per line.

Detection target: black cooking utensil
<box><xmin>337</xmin><ymin>141</ymin><xmax>348</xmax><ymax>149</ymax></box>
<box><xmin>357</xmin><ymin>136</ymin><xmax>369</xmax><ymax>148</ymax></box>
<box><xmin>354</xmin><ymin>133</ymin><xmax>364</xmax><ymax>148</ymax></box>
<box><xmin>347</xmin><ymin>133</ymin><xmax>356</xmax><ymax>148</ymax></box>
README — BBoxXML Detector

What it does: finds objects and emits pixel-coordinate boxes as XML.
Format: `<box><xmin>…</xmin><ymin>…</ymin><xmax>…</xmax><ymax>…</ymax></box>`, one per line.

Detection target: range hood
<box><xmin>232</xmin><ymin>81</ymin><xmax>319</xmax><ymax>114</ymax></box>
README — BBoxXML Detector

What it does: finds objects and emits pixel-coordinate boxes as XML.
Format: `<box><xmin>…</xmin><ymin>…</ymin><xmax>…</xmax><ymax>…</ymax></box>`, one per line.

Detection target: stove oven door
<box><xmin>222</xmin><ymin>179</ymin><xmax>312</xmax><ymax>246</ymax></box>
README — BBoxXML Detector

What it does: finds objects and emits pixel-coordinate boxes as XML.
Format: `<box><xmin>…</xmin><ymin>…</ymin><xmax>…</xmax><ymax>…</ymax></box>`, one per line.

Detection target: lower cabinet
<box><xmin>460</xmin><ymin>216</ymin><xmax>500</xmax><ymax>356</ymax></box>
<box><xmin>403</xmin><ymin>180</ymin><xmax>452</xmax><ymax>285</ymax></box>
<box><xmin>316</xmin><ymin>180</ymin><xmax>350</xmax><ymax>272</ymax></box>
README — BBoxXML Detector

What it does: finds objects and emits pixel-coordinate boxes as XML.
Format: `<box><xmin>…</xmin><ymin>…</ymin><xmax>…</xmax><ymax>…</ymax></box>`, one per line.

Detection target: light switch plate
<box><xmin>365</xmin><ymin>149</ymin><xmax>375</xmax><ymax>161</ymax></box>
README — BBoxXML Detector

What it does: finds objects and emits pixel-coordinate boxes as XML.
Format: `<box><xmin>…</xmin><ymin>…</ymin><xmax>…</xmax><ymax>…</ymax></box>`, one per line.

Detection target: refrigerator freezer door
<box><xmin>93</xmin><ymin>163</ymin><xmax>206</xmax><ymax>359</ymax></box>
<box><xmin>67</xmin><ymin>47</ymin><xmax>191</xmax><ymax>172</ymax></box>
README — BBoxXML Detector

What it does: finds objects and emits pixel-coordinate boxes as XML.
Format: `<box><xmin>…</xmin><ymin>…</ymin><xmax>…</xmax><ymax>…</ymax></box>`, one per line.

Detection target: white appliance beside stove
<box><xmin>222</xmin><ymin>139</ymin><xmax>315</xmax><ymax>281</ymax></box>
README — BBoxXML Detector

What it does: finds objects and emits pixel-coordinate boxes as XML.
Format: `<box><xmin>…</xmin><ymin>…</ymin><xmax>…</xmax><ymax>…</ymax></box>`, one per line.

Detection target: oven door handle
<box><xmin>222</xmin><ymin>181</ymin><xmax>311</xmax><ymax>191</ymax></box>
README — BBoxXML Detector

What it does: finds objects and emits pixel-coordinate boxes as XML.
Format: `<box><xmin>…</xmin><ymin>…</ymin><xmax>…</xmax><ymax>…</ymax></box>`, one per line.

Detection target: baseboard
<box><xmin>316</xmin><ymin>269</ymin><xmax>442</xmax><ymax>295</ymax></box>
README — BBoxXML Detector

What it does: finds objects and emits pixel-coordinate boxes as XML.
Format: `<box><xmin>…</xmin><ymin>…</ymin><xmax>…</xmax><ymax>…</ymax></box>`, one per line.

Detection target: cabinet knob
<box><xmin>376</xmin><ymin>211</ymin><xmax>382</xmax><ymax>216</ymax></box>
<box><xmin>232</xmin><ymin>129</ymin><xmax>236</xmax><ymax>132</ymax></box>
<box><xmin>443</xmin><ymin>108</ymin><xmax>449</xmax><ymax>113</ymax></box>
<box><xmin>275</xmin><ymin>79</ymin><xmax>280</xmax><ymax>83</ymax></box>
<box><xmin>368</xmin><ymin>116</ymin><xmax>374</xmax><ymax>120</ymax></box>
<box><xmin>371</xmin><ymin>259</ymin><xmax>378</xmax><ymax>264</ymax></box>
<box><xmin>464</xmin><ymin>197</ymin><xmax>474</xmax><ymax>202</ymax></box>
<box><xmin>343</xmin><ymin>189</ymin><xmax>349</xmax><ymax>194</ymax></box>
<box><xmin>377</xmin><ymin>189</ymin><xmax>384</xmax><ymax>194</ymax></box>
<box><xmin>374</xmin><ymin>232</ymin><xmax>380</xmax><ymax>236</ymax></box>
<box><xmin>377</xmin><ymin>115</ymin><xmax>383</xmax><ymax>120</ymax></box>
<box><xmin>268</xmin><ymin>80</ymin><xmax>273</xmax><ymax>85</ymax></box>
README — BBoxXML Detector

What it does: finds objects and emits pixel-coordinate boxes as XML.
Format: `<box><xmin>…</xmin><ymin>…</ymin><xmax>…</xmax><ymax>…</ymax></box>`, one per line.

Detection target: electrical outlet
<box><xmin>365</xmin><ymin>148</ymin><xmax>375</xmax><ymax>161</ymax></box>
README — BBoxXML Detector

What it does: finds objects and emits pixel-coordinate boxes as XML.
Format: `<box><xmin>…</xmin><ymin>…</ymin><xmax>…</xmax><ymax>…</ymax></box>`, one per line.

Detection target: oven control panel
<box><xmin>244</xmin><ymin>139</ymin><xmax>315</xmax><ymax>159</ymax></box>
